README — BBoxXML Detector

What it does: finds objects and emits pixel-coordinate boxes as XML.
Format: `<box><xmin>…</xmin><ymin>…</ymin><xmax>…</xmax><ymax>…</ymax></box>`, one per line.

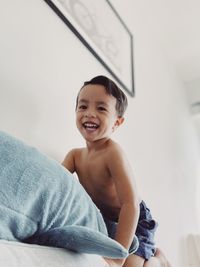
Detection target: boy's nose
<box><xmin>85</xmin><ymin>109</ymin><xmax>96</xmax><ymax>118</ymax></box>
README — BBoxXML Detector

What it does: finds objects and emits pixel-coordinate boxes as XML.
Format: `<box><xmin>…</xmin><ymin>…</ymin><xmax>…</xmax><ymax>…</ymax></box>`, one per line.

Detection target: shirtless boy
<box><xmin>62</xmin><ymin>75</ymin><xmax>170</xmax><ymax>267</ymax></box>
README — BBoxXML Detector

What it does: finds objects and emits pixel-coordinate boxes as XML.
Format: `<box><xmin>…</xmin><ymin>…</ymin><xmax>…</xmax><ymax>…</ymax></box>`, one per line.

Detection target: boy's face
<box><xmin>76</xmin><ymin>84</ymin><xmax>124</xmax><ymax>143</ymax></box>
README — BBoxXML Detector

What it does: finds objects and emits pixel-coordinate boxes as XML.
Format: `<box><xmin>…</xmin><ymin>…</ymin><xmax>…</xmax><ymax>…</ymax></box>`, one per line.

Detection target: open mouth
<box><xmin>83</xmin><ymin>122</ymin><xmax>99</xmax><ymax>130</ymax></box>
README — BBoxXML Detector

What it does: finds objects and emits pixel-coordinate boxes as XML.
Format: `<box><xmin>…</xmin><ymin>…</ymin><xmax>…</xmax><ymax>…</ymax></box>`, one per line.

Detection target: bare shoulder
<box><xmin>106</xmin><ymin>139</ymin><xmax>126</xmax><ymax>158</ymax></box>
<box><xmin>70</xmin><ymin>147</ymin><xmax>84</xmax><ymax>156</ymax></box>
<box><xmin>62</xmin><ymin>147</ymin><xmax>84</xmax><ymax>173</ymax></box>
<box><xmin>106</xmin><ymin>140</ymin><xmax>133</xmax><ymax>176</ymax></box>
<box><xmin>67</xmin><ymin>147</ymin><xmax>85</xmax><ymax>157</ymax></box>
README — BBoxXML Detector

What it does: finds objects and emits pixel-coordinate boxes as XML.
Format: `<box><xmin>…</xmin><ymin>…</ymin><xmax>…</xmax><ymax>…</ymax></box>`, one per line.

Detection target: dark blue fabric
<box><xmin>134</xmin><ymin>200</ymin><xmax>158</xmax><ymax>260</ymax></box>
<box><xmin>103</xmin><ymin>200</ymin><xmax>158</xmax><ymax>260</ymax></box>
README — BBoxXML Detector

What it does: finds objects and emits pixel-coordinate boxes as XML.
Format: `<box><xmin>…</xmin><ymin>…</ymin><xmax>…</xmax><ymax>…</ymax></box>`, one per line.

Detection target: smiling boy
<box><xmin>62</xmin><ymin>76</ymin><xmax>170</xmax><ymax>267</ymax></box>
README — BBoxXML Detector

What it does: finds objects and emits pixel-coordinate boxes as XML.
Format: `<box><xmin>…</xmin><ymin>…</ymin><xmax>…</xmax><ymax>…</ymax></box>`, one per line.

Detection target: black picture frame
<box><xmin>44</xmin><ymin>0</ymin><xmax>135</xmax><ymax>97</ymax></box>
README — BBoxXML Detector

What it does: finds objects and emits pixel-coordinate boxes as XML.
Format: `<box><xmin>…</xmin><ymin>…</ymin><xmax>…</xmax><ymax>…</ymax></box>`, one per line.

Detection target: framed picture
<box><xmin>44</xmin><ymin>0</ymin><xmax>135</xmax><ymax>96</ymax></box>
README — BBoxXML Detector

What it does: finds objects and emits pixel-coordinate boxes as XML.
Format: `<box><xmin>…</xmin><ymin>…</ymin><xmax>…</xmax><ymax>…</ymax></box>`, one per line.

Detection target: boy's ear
<box><xmin>114</xmin><ymin>117</ymin><xmax>125</xmax><ymax>129</ymax></box>
<box><xmin>112</xmin><ymin>117</ymin><xmax>124</xmax><ymax>132</ymax></box>
<box><xmin>115</xmin><ymin>117</ymin><xmax>124</xmax><ymax>126</ymax></box>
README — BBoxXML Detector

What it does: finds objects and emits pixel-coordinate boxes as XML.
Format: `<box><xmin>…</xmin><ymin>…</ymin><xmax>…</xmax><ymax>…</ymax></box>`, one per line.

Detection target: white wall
<box><xmin>0</xmin><ymin>1</ymin><xmax>200</xmax><ymax>266</ymax></box>
<box><xmin>186</xmin><ymin>78</ymin><xmax>200</xmax><ymax>105</ymax></box>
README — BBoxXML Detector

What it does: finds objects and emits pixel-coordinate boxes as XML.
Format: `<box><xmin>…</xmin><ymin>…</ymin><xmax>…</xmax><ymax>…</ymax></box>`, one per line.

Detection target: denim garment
<box><xmin>103</xmin><ymin>200</ymin><xmax>158</xmax><ymax>260</ymax></box>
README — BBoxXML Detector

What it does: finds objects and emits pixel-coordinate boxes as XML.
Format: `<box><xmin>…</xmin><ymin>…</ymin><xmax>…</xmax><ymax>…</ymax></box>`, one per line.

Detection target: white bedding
<box><xmin>0</xmin><ymin>240</ymin><xmax>108</xmax><ymax>267</ymax></box>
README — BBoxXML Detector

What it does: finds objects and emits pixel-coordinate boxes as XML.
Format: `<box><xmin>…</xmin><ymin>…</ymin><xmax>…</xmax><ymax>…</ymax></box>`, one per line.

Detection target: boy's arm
<box><xmin>107</xmin><ymin>144</ymin><xmax>140</xmax><ymax>252</ymax></box>
<box><xmin>62</xmin><ymin>149</ymin><xmax>76</xmax><ymax>173</ymax></box>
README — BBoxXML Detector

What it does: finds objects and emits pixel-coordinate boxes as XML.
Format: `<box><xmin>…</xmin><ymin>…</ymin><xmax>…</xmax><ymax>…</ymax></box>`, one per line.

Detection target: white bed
<box><xmin>0</xmin><ymin>240</ymin><xmax>107</xmax><ymax>267</ymax></box>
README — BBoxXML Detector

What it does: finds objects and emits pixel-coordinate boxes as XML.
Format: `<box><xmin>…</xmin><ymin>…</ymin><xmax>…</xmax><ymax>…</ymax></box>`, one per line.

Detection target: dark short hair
<box><xmin>76</xmin><ymin>75</ymin><xmax>128</xmax><ymax>117</ymax></box>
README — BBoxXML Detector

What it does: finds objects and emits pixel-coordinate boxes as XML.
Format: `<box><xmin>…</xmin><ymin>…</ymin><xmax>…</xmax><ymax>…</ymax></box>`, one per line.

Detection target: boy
<box><xmin>62</xmin><ymin>75</ymin><xmax>170</xmax><ymax>267</ymax></box>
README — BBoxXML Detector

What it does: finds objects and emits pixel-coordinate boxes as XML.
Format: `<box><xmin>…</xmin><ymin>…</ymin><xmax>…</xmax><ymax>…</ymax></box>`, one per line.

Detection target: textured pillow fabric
<box><xmin>0</xmin><ymin>131</ymin><xmax>138</xmax><ymax>258</ymax></box>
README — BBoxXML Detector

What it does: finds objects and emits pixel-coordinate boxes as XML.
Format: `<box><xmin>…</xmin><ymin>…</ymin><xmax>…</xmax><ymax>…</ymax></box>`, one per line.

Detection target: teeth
<box><xmin>83</xmin><ymin>122</ymin><xmax>99</xmax><ymax>129</ymax></box>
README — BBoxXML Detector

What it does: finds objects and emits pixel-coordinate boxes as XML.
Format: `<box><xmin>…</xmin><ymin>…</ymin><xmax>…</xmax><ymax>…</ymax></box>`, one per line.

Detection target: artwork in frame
<box><xmin>44</xmin><ymin>0</ymin><xmax>135</xmax><ymax>97</ymax></box>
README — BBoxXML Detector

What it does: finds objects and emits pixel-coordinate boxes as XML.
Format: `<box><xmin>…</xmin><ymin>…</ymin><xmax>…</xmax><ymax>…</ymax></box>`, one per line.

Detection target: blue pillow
<box><xmin>0</xmin><ymin>131</ymin><xmax>138</xmax><ymax>258</ymax></box>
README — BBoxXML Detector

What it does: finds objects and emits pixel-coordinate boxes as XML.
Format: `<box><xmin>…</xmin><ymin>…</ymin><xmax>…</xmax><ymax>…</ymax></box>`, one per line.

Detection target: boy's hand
<box><xmin>103</xmin><ymin>258</ymin><xmax>124</xmax><ymax>267</ymax></box>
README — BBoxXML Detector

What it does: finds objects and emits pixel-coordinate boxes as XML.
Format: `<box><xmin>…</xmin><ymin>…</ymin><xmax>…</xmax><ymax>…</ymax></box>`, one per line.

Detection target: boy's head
<box><xmin>75</xmin><ymin>76</ymin><xmax>128</xmax><ymax>142</ymax></box>
<box><xmin>76</xmin><ymin>75</ymin><xmax>128</xmax><ymax>117</ymax></box>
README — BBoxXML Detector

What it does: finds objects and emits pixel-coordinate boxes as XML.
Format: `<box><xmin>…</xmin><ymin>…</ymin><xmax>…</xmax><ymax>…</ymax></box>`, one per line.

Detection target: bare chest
<box><xmin>74</xmin><ymin>151</ymin><xmax>120</xmax><ymax>218</ymax></box>
<box><xmin>76</xmin><ymin>154</ymin><xmax>111</xmax><ymax>190</ymax></box>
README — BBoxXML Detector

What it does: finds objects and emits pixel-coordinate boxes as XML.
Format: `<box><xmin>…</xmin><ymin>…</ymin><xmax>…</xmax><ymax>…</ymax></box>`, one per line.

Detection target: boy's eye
<box><xmin>78</xmin><ymin>105</ymin><xmax>87</xmax><ymax>110</ymax></box>
<box><xmin>97</xmin><ymin>106</ymin><xmax>107</xmax><ymax>111</ymax></box>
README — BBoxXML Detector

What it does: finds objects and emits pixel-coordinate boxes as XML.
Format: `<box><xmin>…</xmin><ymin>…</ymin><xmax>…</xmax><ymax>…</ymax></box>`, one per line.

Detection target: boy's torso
<box><xmin>73</xmin><ymin>144</ymin><xmax>121</xmax><ymax>220</ymax></box>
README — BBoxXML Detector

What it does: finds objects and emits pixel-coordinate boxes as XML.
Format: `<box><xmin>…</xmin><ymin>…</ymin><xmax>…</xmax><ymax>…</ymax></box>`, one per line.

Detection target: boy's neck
<box><xmin>86</xmin><ymin>137</ymin><xmax>112</xmax><ymax>152</ymax></box>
